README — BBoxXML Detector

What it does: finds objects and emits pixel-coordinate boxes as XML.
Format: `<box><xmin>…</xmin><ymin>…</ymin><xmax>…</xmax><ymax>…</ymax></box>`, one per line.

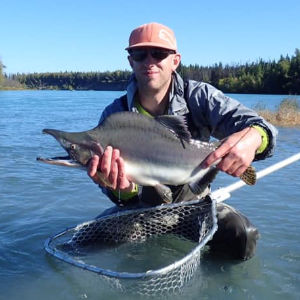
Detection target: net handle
<box><xmin>211</xmin><ymin>152</ymin><xmax>300</xmax><ymax>203</ymax></box>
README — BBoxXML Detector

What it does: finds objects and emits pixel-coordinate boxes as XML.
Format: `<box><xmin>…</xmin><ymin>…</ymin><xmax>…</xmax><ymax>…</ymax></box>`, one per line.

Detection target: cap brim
<box><xmin>125</xmin><ymin>42</ymin><xmax>177</xmax><ymax>51</ymax></box>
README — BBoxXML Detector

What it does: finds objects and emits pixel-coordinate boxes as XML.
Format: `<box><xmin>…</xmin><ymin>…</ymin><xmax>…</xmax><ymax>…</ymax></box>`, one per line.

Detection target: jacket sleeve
<box><xmin>186</xmin><ymin>81</ymin><xmax>278</xmax><ymax>160</ymax></box>
<box><xmin>98</xmin><ymin>94</ymin><xmax>127</xmax><ymax>125</ymax></box>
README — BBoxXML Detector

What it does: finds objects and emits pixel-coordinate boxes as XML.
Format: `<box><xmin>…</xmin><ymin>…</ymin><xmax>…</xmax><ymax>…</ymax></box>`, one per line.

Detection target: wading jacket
<box><xmin>98</xmin><ymin>72</ymin><xmax>278</xmax><ymax>206</ymax></box>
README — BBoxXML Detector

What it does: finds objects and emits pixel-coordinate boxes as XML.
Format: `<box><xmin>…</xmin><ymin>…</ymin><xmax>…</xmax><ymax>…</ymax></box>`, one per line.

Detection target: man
<box><xmin>88</xmin><ymin>23</ymin><xmax>277</xmax><ymax>260</ymax></box>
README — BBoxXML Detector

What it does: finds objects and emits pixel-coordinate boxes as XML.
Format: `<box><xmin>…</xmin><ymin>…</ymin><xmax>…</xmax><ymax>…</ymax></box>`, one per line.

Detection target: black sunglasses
<box><xmin>129</xmin><ymin>48</ymin><xmax>176</xmax><ymax>62</ymax></box>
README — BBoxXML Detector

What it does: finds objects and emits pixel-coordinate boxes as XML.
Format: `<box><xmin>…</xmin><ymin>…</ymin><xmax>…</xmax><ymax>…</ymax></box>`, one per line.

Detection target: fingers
<box><xmin>107</xmin><ymin>148</ymin><xmax>120</xmax><ymax>189</ymax></box>
<box><xmin>87</xmin><ymin>155</ymin><xmax>101</xmax><ymax>182</ymax></box>
<box><xmin>202</xmin><ymin>142</ymin><xmax>230</xmax><ymax>168</ymax></box>
<box><xmin>216</xmin><ymin>153</ymin><xmax>248</xmax><ymax>177</ymax></box>
<box><xmin>203</xmin><ymin>128</ymin><xmax>251</xmax><ymax>168</ymax></box>
<box><xmin>203</xmin><ymin>127</ymin><xmax>256</xmax><ymax>178</ymax></box>
<box><xmin>87</xmin><ymin>146</ymin><xmax>131</xmax><ymax>191</ymax></box>
<box><xmin>117</xmin><ymin>157</ymin><xmax>130</xmax><ymax>189</ymax></box>
<box><xmin>100</xmin><ymin>146</ymin><xmax>114</xmax><ymax>177</ymax></box>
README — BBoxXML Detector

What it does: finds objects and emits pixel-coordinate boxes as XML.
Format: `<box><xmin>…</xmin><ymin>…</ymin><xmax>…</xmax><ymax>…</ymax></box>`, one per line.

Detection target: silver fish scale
<box><xmin>189</xmin><ymin>138</ymin><xmax>218</xmax><ymax>151</ymax></box>
<box><xmin>95</xmin><ymin>112</ymin><xmax>216</xmax><ymax>168</ymax></box>
<box><xmin>45</xmin><ymin>198</ymin><xmax>218</xmax><ymax>297</ymax></box>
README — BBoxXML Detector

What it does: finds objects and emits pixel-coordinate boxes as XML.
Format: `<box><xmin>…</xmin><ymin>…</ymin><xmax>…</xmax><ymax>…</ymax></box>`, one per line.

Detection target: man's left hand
<box><xmin>202</xmin><ymin>127</ymin><xmax>262</xmax><ymax>177</ymax></box>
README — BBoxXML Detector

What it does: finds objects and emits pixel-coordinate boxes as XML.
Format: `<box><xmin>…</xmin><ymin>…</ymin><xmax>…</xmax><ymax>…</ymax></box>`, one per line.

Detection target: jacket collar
<box><xmin>126</xmin><ymin>74</ymin><xmax>138</xmax><ymax>111</ymax></box>
<box><xmin>126</xmin><ymin>72</ymin><xmax>189</xmax><ymax>116</ymax></box>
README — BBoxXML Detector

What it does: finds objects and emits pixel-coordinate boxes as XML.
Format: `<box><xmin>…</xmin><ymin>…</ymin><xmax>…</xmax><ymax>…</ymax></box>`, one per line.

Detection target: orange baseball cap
<box><xmin>126</xmin><ymin>23</ymin><xmax>177</xmax><ymax>51</ymax></box>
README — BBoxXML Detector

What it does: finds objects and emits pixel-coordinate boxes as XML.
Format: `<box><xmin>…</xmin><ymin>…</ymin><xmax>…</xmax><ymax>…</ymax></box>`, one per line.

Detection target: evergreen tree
<box><xmin>0</xmin><ymin>59</ymin><xmax>4</xmax><ymax>87</ymax></box>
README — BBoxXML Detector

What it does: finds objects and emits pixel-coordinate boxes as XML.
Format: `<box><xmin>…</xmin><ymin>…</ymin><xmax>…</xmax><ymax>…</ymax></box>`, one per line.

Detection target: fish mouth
<box><xmin>36</xmin><ymin>156</ymin><xmax>83</xmax><ymax>168</ymax></box>
<box><xmin>38</xmin><ymin>129</ymin><xmax>84</xmax><ymax>168</ymax></box>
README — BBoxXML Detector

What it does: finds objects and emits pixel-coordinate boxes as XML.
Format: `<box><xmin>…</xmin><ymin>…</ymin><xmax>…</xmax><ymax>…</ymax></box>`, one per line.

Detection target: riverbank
<box><xmin>0</xmin><ymin>80</ymin><xmax>127</xmax><ymax>91</ymax></box>
<box><xmin>255</xmin><ymin>98</ymin><xmax>300</xmax><ymax>127</ymax></box>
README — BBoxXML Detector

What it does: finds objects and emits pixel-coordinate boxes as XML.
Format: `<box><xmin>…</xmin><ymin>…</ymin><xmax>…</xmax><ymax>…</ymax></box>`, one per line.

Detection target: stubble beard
<box><xmin>137</xmin><ymin>73</ymin><xmax>171</xmax><ymax>95</ymax></box>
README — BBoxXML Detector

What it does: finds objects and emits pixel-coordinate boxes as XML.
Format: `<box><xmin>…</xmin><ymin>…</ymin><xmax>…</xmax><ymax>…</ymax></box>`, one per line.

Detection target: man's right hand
<box><xmin>87</xmin><ymin>146</ymin><xmax>133</xmax><ymax>191</ymax></box>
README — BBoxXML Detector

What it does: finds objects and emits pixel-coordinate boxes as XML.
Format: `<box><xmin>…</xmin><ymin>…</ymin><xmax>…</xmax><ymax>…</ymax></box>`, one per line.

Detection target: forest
<box><xmin>1</xmin><ymin>49</ymin><xmax>299</xmax><ymax>94</ymax></box>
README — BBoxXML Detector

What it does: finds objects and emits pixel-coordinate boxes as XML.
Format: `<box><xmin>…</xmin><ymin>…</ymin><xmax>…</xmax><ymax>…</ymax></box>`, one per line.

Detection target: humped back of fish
<box><xmin>89</xmin><ymin>112</ymin><xmax>217</xmax><ymax>186</ymax></box>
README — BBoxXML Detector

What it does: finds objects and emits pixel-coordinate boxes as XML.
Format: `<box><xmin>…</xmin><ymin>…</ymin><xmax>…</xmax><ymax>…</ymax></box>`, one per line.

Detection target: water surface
<box><xmin>0</xmin><ymin>91</ymin><xmax>299</xmax><ymax>300</ymax></box>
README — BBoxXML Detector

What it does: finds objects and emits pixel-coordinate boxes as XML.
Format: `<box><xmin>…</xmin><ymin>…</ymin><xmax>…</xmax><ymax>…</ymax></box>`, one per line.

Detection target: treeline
<box><xmin>3</xmin><ymin>49</ymin><xmax>300</xmax><ymax>94</ymax></box>
<box><xmin>8</xmin><ymin>70</ymin><xmax>132</xmax><ymax>91</ymax></box>
<box><xmin>179</xmin><ymin>48</ymin><xmax>300</xmax><ymax>94</ymax></box>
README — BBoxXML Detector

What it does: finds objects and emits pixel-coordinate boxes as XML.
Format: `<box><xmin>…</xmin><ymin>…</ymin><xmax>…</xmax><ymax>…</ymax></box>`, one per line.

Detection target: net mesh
<box><xmin>45</xmin><ymin>197</ymin><xmax>218</xmax><ymax>297</ymax></box>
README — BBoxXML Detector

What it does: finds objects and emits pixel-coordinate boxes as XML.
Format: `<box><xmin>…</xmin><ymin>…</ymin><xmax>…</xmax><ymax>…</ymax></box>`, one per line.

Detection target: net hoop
<box><xmin>45</xmin><ymin>198</ymin><xmax>218</xmax><ymax>294</ymax></box>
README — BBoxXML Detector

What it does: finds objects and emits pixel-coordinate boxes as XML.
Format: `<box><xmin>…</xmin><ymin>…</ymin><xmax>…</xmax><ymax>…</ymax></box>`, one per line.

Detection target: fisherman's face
<box><xmin>128</xmin><ymin>47</ymin><xmax>181</xmax><ymax>92</ymax></box>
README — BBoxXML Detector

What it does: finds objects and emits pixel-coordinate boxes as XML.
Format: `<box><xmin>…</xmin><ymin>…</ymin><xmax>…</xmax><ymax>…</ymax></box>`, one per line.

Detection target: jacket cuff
<box><xmin>111</xmin><ymin>183</ymin><xmax>139</xmax><ymax>200</ymax></box>
<box><xmin>250</xmin><ymin>125</ymin><xmax>269</xmax><ymax>154</ymax></box>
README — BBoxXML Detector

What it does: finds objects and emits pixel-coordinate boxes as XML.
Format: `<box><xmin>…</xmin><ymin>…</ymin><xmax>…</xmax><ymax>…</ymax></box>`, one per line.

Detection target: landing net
<box><xmin>45</xmin><ymin>197</ymin><xmax>217</xmax><ymax>296</ymax></box>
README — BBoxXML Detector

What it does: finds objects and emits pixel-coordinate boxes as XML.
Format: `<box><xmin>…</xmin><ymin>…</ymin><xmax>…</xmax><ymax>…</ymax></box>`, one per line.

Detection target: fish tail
<box><xmin>240</xmin><ymin>165</ymin><xmax>256</xmax><ymax>185</ymax></box>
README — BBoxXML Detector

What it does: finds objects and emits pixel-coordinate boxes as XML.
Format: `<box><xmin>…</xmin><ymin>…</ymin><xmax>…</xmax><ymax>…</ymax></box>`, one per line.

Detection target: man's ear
<box><xmin>172</xmin><ymin>53</ymin><xmax>181</xmax><ymax>71</ymax></box>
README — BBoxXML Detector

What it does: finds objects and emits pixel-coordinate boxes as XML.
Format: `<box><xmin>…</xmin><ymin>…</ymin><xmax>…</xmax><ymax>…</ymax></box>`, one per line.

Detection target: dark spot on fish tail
<box><xmin>240</xmin><ymin>165</ymin><xmax>256</xmax><ymax>185</ymax></box>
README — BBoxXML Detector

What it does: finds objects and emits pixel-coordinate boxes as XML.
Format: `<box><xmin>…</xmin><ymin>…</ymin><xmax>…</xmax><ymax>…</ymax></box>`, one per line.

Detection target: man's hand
<box><xmin>87</xmin><ymin>146</ymin><xmax>133</xmax><ymax>191</ymax></box>
<box><xmin>203</xmin><ymin>127</ymin><xmax>262</xmax><ymax>177</ymax></box>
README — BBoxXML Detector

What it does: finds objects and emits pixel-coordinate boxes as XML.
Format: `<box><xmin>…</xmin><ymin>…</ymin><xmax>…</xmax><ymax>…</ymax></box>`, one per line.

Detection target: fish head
<box><xmin>37</xmin><ymin>128</ymin><xmax>104</xmax><ymax>168</ymax></box>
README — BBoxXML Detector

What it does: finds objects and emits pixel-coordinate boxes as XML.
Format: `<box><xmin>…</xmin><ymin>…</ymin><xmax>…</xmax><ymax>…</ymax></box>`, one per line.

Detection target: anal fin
<box><xmin>189</xmin><ymin>167</ymin><xmax>219</xmax><ymax>195</ymax></box>
<box><xmin>154</xmin><ymin>184</ymin><xmax>173</xmax><ymax>204</ymax></box>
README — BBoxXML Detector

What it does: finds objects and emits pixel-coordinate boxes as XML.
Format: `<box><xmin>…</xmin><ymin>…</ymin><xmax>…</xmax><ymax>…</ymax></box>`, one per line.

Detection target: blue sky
<box><xmin>1</xmin><ymin>0</ymin><xmax>299</xmax><ymax>74</ymax></box>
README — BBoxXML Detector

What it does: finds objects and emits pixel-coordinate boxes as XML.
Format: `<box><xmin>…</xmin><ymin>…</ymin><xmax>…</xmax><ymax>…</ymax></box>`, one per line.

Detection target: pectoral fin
<box><xmin>154</xmin><ymin>184</ymin><xmax>173</xmax><ymax>204</ymax></box>
<box><xmin>240</xmin><ymin>165</ymin><xmax>256</xmax><ymax>185</ymax></box>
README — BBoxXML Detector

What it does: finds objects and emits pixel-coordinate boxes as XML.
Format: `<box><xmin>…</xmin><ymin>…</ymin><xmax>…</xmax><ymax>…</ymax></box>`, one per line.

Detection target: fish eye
<box><xmin>70</xmin><ymin>144</ymin><xmax>76</xmax><ymax>150</ymax></box>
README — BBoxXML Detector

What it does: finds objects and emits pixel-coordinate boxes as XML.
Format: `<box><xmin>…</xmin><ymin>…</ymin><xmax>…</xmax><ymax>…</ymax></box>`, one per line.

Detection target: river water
<box><xmin>0</xmin><ymin>90</ymin><xmax>299</xmax><ymax>300</ymax></box>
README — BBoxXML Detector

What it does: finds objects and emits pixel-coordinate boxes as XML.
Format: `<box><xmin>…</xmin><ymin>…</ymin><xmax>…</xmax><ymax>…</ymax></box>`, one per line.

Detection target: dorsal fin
<box><xmin>155</xmin><ymin>115</ymin><xmax>192</xmax><ymax>141</ymax></box>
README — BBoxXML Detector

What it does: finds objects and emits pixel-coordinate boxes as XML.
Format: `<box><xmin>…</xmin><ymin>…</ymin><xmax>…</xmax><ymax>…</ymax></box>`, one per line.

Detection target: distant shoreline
<box><xmin>0</xmin><ymin>81</ymin><xmax>128</xmax><ymax>91</ymax></box>
<box><xmin>0</xmin><ymin>85</ymin><xmax>299</xmax><ymax>96</ymax></box>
